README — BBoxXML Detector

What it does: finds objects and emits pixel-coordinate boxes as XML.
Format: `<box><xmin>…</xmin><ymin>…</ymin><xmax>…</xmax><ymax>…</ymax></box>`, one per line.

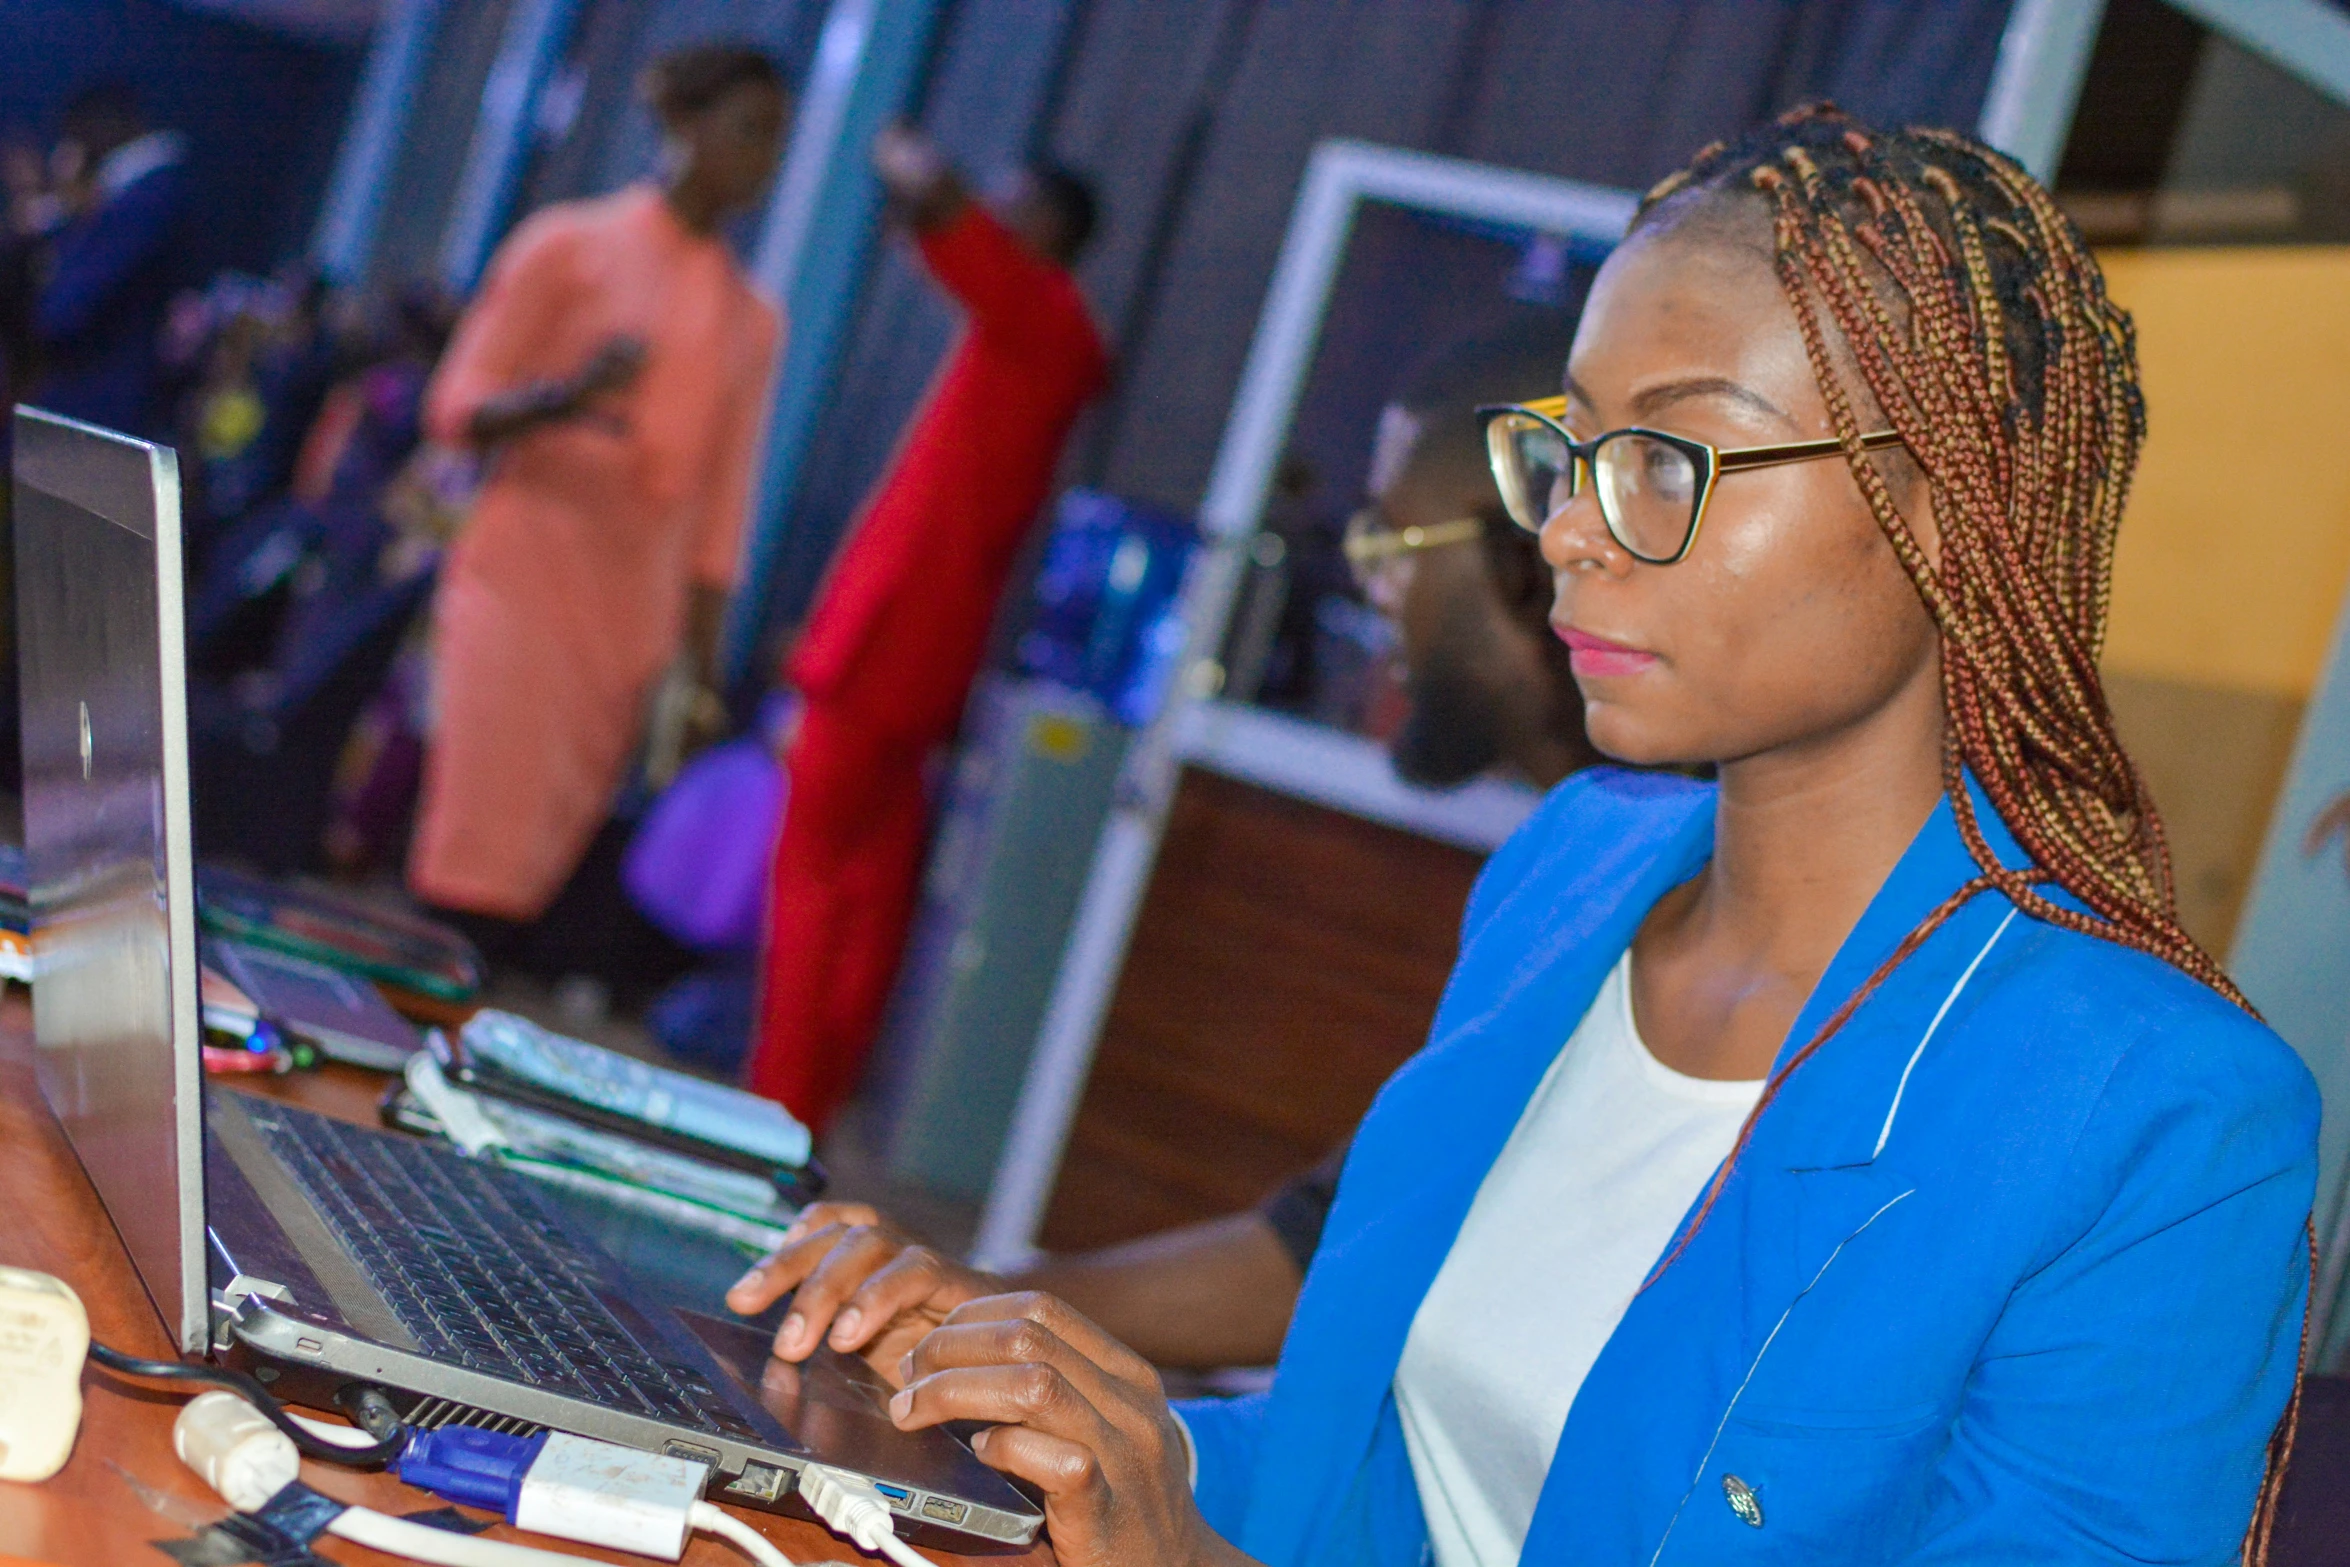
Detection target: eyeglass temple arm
<box><xmin>1717</xmin><ymin>429</ymin><xmax>1904</xmax><ymax>469</ymax></box>
<box><xmin>1495</xmin><ymin>395</ymin><xmax>1903</xmax><ymax>468</ymax></box>
<box><xmin>1344</xmin><ymin>515</ymin><xmax>1486</xmax><ymax>563</ymax></box>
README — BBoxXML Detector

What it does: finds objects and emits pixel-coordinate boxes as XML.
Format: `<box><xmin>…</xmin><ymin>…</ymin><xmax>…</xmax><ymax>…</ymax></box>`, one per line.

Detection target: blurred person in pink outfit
<box><xmin>409</xmin><ymin>45</ymin><xmax>787</xmax><ymax>943</ymax></box>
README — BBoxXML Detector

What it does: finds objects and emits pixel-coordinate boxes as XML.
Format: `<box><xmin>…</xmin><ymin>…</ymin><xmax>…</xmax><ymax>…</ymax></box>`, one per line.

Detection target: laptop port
<box><xmin>920</xmin><ymin>1497</ymin><xmax>967</xmax><ymax>1525</ymax></box>
<box><xmin>724</xmin><ymin>1461</ymin><xmax>787</xmax><ymax>1503</ymax></box>
<box><xmin>873</xmin><ymin>1482</ymin><xmax>910</xmax><ymax>1503</ymax></box>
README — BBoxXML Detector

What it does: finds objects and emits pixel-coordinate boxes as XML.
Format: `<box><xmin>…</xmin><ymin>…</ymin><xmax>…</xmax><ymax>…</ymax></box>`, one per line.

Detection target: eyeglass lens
<box><xmin>1486</xmin><ymin>415</ymin><xmax>1570</xmax><ymax>534</ymax></box>
<box><xmin>1595</xmin><ymin>434</ymin><xmax>1701</xmax><ymax>561</ymax></box>
<box><xmin>1486</xmin><ymin>414</ymin><xmax>1703</xmax><ymax>562</ymax></box>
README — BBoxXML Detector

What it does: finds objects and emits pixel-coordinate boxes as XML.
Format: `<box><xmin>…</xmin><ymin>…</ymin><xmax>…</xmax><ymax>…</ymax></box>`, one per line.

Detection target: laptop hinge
<box><xmin>209</xmin><ymin>1272</ymin><xmax>293</xmax><ymax>1352</ymax></box>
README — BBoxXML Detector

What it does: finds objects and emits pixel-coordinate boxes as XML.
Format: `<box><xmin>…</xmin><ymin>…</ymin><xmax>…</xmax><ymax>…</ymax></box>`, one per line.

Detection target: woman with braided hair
<box><xmin>798</xmin><ymin>107</ymin><xmax>2318</xmax><ymax>1567</ymax></box>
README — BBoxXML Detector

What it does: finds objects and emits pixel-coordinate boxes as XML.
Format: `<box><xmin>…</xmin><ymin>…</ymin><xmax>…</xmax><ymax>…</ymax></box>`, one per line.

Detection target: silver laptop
<box><xmin>13</xmin><ymin>407</ymin><xmax>1042</xmax><ymax>1548</ymax></box>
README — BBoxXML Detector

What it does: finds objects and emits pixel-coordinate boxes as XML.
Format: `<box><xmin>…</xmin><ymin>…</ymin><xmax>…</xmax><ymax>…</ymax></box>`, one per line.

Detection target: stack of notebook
<box><xmin>197</xmin><ymin>864</ymin><xmax>483</xmax><ymax>1006</ymax></box>
<box><xmin>386</xmin><ymin>1009</ymin><xmax>824</xmax><ymax>1256</ymax></box>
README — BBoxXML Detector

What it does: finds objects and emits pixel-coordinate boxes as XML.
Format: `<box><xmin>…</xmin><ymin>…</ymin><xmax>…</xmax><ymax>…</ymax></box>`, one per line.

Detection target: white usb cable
<box><xmin>794</xmin><ymin>1466</ymin><xmax>931</xmax><ymax>1567</ymax></box>
<box><xmin>688</xmin><ymin>1502</ymin><xmax>798</xmax><ymax>1567</ymax></box>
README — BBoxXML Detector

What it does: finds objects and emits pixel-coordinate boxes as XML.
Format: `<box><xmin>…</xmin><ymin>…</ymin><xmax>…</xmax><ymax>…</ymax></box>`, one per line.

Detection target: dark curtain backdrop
<box><xmin>756</xmin><ymin>0</ymin><xmax>2016</xmax><ymax>656</ymax></box>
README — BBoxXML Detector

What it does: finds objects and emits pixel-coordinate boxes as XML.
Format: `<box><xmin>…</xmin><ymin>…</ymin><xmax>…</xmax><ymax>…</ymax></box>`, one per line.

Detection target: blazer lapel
<box><xmin>1752</xmin><ymin>776</ymin><xmax>2033</xmax><ymax>1173</ymax></box>
<box><xmin>1526</xmin><ymin>778</ymin><xmax>2035</xmax><ymax>1562</ymax></box>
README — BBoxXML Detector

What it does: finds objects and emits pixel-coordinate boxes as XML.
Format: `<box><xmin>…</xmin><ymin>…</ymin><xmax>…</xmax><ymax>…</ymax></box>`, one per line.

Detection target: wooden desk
<box><xmin>0</xmin><ymin>998</ymin><xmax>1049</xmax><ymax>1567</ymax></box>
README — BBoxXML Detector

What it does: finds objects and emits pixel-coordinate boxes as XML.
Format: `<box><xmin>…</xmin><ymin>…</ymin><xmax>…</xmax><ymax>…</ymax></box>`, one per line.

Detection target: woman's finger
<box><xmin>896</xmin><ymin>1311</ymin><xmax>1150</xmax><ymax>1444</ymax></box>
<box><xmin>829</xmin><ymin>1244</ymin><xmax>982</xmax><ymax>1353</ymax></box>
<box><xmin>725</xmin><ymin>1223</ymin><xmax>847</xmax><ymax>1315</ymax></box>
<box><xmin>928</xmin><ymin>1290</ymin><xmax>1161</xmax><ymax>1392</ymax></box>
<box><xmin>858</xmin><ymin>1318</ymin><xmax>942</xmax><ymax>1388</ymax></box>
<box><xmin>886</xmin><ymin>1359</ymin><xmax>1114</xmax><ymax>1452</ymax></box>
<box><xmin>965</xmin><ymin>1423</ymin><xmax>1106</xmax><ymax>1500</ymax></box>
<box><xmin>765</xmin><ymin>1225</ymin><xmax>905</xmax><ymax>1360</ymax></box>
<box><xmin>724</xmin><ymin>1202</ymin><xmax>883</xmax><ymax>1311</ymax></box>
<box><xmin>782</xmin><ymin>1201</ymin><xmax>882</xmax><ymax>1244</ymax></box>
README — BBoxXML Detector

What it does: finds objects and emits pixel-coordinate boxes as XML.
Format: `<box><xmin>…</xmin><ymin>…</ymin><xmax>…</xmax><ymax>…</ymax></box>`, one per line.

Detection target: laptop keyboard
<box><xmin>249</xmin><ymin>1103</ymin><xmax>765</xmax><ymax>1443</ymax></box>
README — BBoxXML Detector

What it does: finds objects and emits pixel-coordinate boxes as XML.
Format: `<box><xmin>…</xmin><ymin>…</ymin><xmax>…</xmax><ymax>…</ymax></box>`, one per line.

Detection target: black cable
<box><xmin>86</xmin><ymin>1340</ymin><xmax>409</xmax><ymax>1468</ymax></box>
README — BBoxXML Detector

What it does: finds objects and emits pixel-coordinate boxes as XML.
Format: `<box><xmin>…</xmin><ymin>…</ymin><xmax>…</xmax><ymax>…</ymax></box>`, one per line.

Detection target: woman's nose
<box><xmin>1540</xmin><ymin>487</ymin><xmax>1628</xmax><ymax>577</ymax></box>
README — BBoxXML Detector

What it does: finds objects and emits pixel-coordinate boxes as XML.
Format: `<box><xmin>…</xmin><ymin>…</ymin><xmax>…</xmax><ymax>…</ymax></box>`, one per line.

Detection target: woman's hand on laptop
<box><xmin>727</xmin><ymin>1202</ymin><xmax>999</xmax><ymax>1382</ymax></box>
<box><xmin>888</xmin><ymin>1292</ymin><xmax>1258</xmax><ymax>1567</ymax></box>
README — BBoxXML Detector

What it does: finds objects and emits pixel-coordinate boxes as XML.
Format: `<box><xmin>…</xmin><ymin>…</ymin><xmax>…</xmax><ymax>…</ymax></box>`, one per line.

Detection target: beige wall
<box><xmin>2097</xmin><ymin>246</ymin><xmax>2350</xmax><ymax>948</ymax></box>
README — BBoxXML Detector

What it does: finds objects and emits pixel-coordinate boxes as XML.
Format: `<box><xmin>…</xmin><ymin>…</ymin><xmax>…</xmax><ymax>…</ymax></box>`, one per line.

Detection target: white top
<box><xmin>1393</xmin><ymin>952</ymin><xmax>1765</xmax><ymax>1567</ymax></box>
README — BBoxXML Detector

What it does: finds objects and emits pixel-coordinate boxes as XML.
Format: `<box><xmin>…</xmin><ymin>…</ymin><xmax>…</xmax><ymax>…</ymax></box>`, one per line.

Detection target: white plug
<box><xmin>796</xmin><ymin>1465</ymin><xmax>929</xmax><ymax>1567</ymax></box>
<box><xmin>0</xmin><ymin>1266</ymin><xmax>90</xmax><ymax>1482</ymax></box>
<box><xmin>173</xmin><ymin>1391</ymin><xmax>300</xmax><ymax>1509</ymax></box>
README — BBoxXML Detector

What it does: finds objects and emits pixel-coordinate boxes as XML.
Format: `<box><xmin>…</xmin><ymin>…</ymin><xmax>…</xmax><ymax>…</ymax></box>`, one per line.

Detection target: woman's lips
<box><xmin>1557</xmin><ymin>626</ymin><xmax>1659</xmax><ymax>678</ymax></box>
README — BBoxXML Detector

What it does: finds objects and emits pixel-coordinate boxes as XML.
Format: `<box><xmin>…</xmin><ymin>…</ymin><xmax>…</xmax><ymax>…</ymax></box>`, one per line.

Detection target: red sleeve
<box><xmin>915</xmin><ymin>203</ymin><xmax>1071</xmax><ymax>340</ymax></box>
<box><xmin>422</xmin><ymin>211</ymin><xmax>583</xmax><ymax>447</ymax></box>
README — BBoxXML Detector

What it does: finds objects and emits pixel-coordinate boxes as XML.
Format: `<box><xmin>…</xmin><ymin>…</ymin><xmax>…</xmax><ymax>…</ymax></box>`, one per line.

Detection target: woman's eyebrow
<box><xmin>1628</xmin><ymin>376</ymin><xmax>1789</xmax><ymax>424</ymax></box>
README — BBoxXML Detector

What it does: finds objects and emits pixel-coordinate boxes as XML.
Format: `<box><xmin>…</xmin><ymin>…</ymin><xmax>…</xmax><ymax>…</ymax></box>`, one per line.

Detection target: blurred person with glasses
<box><xmin>1341</xmin><ymin>333</ymin><xmax>1595</xmax><ymax>793</ymax></box>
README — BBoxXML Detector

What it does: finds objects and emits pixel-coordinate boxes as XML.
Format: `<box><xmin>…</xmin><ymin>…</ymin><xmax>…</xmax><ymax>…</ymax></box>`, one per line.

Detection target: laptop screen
<box><xmin>13</xmin><ymin>407</ymin><xmax>205</xmax><ymax>1352</ymax></box>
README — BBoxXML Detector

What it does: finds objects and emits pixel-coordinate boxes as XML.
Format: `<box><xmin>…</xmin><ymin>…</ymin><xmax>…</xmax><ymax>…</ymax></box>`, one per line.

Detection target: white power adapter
<box><xmin>512</xmin><ymin>1433</ymin><xmax>709</xmax><ymax>1559</ymax></box>
<box><xmin>0</xmin><ymin>1266</ymin><xmax>90</xmax><ymax>1482</ymax></box>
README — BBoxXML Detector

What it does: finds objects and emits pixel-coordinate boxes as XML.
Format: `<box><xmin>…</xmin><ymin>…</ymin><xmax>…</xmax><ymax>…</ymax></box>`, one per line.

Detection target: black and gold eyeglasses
<box><xmin>1341</xmin><ymin>506</ymin><xmax>1484</xmax><ymax>591</ymax></box>
<box><xmin>1477</xmin><ymin>393</ymin><xmax>1903</xmax><ymax>565</ymax></box>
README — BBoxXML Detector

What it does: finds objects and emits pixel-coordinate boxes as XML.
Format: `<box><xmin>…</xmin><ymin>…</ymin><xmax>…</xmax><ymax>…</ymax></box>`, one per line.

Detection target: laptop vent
<box><xmin>400</xmin><ymin>1396</ymin><xmax>546</xmax><ymax>1439</ymax></box>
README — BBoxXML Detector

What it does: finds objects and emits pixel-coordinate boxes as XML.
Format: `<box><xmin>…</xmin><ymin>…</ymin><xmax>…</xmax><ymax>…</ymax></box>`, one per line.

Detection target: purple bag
<box><xmin>622</xmin><ymin>713</ymin><xmax>788</xmax><ymax>952</ymax></box>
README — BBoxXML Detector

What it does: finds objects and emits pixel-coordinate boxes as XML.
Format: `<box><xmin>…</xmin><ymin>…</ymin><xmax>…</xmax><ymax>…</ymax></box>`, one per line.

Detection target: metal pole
<box><xmin>310</xmin><ymin>0</ymin><xmax>446</xmax><ymax>285</ymax></box>
<box><xmin>435</xmin><ymin>0</ymin><xmax>586</xmax><ymax>296</ymax></box>
<box><xmin>1975</xmin><ymin>0</ymin><xmax>2105</xmax><ymax>183</ymax></box>
<box><xmin>2166</xmin><ymin>0</ymin><xmax>2350</xmax><ymax>108</ymax></box>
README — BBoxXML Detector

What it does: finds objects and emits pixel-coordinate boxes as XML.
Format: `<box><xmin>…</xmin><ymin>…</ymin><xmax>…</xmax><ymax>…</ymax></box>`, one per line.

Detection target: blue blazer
<box><xmin>1180</xmin><ymin>768</ymin><xmax>2316</xmax><ymax>1565</ymax></box>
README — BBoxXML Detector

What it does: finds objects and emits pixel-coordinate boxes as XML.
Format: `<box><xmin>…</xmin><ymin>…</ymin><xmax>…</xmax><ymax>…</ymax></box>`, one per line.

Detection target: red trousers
<box><xmin>747</xmin><ymin>700</ymin><xmax>932</xmax><ymax>1131</ymax></box>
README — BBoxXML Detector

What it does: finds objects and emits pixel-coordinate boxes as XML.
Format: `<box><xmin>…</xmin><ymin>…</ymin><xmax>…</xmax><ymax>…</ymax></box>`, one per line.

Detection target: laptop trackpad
<box><xmin>671</xmin><ymin>1309</ymin><xmax>1038</xmax><ymax>1514</ymax></box>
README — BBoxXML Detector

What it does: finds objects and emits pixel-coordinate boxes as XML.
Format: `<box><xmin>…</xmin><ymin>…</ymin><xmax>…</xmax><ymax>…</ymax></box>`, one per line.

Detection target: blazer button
<box><xmin>1722</xmin><ymin>1473</ymin><xmax>1763</xmax><ymax>1528</ymax></box>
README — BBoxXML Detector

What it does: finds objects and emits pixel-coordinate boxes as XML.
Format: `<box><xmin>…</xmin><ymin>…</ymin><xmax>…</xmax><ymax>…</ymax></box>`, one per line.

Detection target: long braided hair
<box><xmin>1626</xmin><ymin>105</ymin><xmax>2303</xmax><ymax>1560</ymax></box>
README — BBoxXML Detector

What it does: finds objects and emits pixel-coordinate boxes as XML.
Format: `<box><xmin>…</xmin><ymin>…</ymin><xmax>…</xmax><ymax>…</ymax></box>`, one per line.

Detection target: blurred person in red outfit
<box><xmin>749</xmin><ymin>124</ymin><xmax>1108</xmax><ymax>1128</ymax></box>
